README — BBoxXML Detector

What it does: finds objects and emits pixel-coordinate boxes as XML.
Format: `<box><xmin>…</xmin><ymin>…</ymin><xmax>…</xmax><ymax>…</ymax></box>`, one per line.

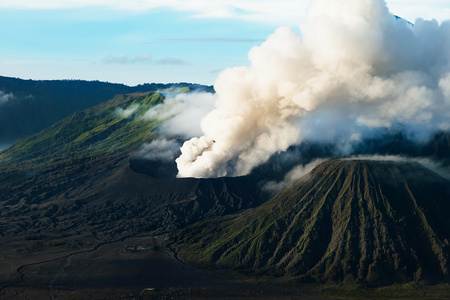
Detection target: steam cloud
<box><xmin>175</xmin><ymin>0</ymin><xmax>450</xmax><ymax>178</ymax></box>
<box><xmin>136</xmin><ymin>138</ymin><xmax>182</xmax><ymax>162</ymax></box>
<box><xmin>144</xmin><ymin>92</ymin><xmax>216</xmax><ymax>138</ymax></box>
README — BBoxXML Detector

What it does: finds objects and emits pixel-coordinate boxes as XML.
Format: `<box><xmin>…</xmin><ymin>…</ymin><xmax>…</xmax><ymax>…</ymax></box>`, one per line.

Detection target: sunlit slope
<box><xmin>172</xmin><ymin>159</ymin><xmax>450</xmax><ymax>286</ymax></box>
<box><xmin>0</xmin><ymin>92</ymin><xmax>164</xmax><ymax>166</ymax></box>
<box><xmin>0</xmin><ymin>75</ymin><xmax>213</xmax><ymax>143</ymax></box>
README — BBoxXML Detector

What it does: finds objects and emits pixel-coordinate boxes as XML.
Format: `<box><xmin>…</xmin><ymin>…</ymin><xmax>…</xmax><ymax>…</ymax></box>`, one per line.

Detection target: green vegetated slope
<box><xmin>0</xmin><ymin>91</ymin><xmax>162</xmax><ymax>238</ymax></box>
<box><xmin>0</xmin><ymin>92</ymin><xmax>164</xmax><ymax>167</ymax></box>
<box><xmin>0</xmin><ymin>91</ymin><xmax>168</xmax><ymax>217</ymax></box>
<box><xmin>171</xmin><ymin>158</ymin><xmax>450</xmax><ymax>286</ymax></box>
<box><xmin>0</xmin><ymin>75</ymin><xmax>213</xmax><ymax>143</ymax></box>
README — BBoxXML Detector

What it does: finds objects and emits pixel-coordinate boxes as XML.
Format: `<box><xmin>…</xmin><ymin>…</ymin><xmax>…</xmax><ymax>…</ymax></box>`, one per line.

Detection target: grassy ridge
<box><xmin>0</xmin><ymin>75</ymin><xmax>213</xmax><ymax>143</ymax></box>
<box><xmin>0</xmin><ymin>92</ymin><xmax>165</xmax><ymax>167</ymax></box>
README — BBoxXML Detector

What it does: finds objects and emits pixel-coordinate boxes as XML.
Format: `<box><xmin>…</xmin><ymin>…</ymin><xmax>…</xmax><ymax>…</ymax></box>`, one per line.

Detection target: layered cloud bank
<box><xmin>174</xmin><ymin>0</ymin><xmax>450</xmax><ymax>178</ymax></box>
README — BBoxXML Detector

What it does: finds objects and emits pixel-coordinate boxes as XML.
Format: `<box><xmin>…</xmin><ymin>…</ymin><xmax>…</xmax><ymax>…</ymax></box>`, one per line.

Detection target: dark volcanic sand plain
<box><xmin>0</xmin><ymin>156</ymin><xmax>326</xmax><ymax>300</ymax></box>
<box><xmin>1</xmin><ymin>132</ymin><xmax>449</xmax><ymax>299</ymax></box>
<box><xmin>0</xmin><ymin>235</ymin><xmax>328</xmax><ymax>300</ymax></box>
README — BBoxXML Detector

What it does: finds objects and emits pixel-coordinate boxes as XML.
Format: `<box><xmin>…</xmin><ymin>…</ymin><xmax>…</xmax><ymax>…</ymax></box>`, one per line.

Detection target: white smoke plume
<box><xmin>135</xmin><ymin>138</ymin><xmax>182</xmax><ymax>162</ymax></box>
<box><xmin>176</xmin><ymin>0</ymin><xmax>450</xmax><ymax>178</ymax></box>
<box><xmin>143</xmin><ymin>92</ymin><xmax>216</xmax><ymax>138</ymax></box>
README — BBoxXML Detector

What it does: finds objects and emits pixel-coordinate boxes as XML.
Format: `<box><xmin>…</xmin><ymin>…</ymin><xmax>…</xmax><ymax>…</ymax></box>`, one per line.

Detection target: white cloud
<box><xmin>0</xmin><ymin>0</ymin><xmax>305</xmax><ymax>26</ymax></box>
<box><xmin>387</xmin><ymin>0</ymin><xmax>450</xmax><ymax>23</ymax></box>
<box><xmin>160</xmin><ymin>37</ymin><xmax>264</xmax><ymax>43</ymax></box>
<box><xmin>1</xmin><ymin>1</ymin><xmax>449</xmax><ymax>25</ymax></box>
<box><xmin>156</xmin><ymin>57</ymin><xmax>188</xmax><ymax>66</ymax></box>
<box><xmin>102</xmin><ymin>54</ymin><xmax>188</xmax><ymax>66</ymax></box>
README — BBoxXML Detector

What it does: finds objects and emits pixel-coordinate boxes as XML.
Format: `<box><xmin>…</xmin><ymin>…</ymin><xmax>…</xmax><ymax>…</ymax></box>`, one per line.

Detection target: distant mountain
<box><xmin>422</xmin><ymin>131</ymin><xmax>450</xmax><ymax>162</ymax></box>
<box><xmin>350</xmin><ymin>131</ymin><xmax>450</xmax><ymax>163</ymax></box>
<box><xmin>0</xmin><ymin>75</ymin><xmax>213</xmax><ymax>144</ymax></box>
<box><xmin>171</xmin><ymin>158</ymin><xmax>450</xmax><ymax>286</ymax></box>
<box><xmin>250</xmin><ymin>130</ymin><xmax>450</xmax><ymax>188</ymax></box>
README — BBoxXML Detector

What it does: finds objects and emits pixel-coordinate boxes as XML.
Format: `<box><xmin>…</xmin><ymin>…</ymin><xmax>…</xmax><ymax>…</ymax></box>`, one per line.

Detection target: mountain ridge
<box><xmin>0</xmin><ymin>91</ymin><xmax>164</xmax><ymax>166</ymax></box>
<box><xmin>0</xmin><ymin>75</ymin><xmax>213</xmax><ymax>144</ymax></box>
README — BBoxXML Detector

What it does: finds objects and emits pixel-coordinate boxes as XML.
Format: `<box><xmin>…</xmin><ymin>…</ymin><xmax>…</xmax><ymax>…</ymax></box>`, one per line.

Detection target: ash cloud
<box><xmin>175</xmin><ymin>0</ymin><xmax>450</xmax><ymax>178</ymax></box>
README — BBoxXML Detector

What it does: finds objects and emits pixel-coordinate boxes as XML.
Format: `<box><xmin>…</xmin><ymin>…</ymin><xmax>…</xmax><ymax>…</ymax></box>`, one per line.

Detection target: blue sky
<box><xmin>1</xmin><ymin>0</ymin><xmax>450</xmax><ymax>86</ymax></box>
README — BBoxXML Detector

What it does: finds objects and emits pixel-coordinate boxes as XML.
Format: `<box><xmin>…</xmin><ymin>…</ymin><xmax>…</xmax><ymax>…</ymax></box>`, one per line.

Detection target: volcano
<box><xmin>172</xmin><ymin>158</ymin><xmax>450</xmax><ymax>286</ymax></box>
<box><xmin>0</xmin><ymin>90</ymin><xmax>271</xmax><ymax>299</ymax></box>
<box><xmin>0</xmin><ymin>91</ymin><xmax>265</xmax><ymax>239</ymax></box>
<box><xmin>1</xmin><ymin>86</ymin><xmax>450</xmax><ymax>297</ymax></box>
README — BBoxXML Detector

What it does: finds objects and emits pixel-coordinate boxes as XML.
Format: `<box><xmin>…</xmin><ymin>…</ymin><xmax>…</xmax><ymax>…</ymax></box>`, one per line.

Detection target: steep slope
<box><xmin>171</xmin><ymin>158</ymin><xmax>450</xmax><ymax>286</ymax></box>
<box><xmin>0</xmin><ymin>92</ymin><xmax>164</xmax><ymax>166</ymax></box>
<box><xmin>0</xmin><ymin>75</ymin><xmax>213</xmax><ymax>144</ymax></box>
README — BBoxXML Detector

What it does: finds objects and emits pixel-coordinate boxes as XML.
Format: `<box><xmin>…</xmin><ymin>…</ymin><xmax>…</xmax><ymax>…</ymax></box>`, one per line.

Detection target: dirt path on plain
<box><xmin>0</xmin><ymin>234</ymin><xmax>330</xmax><ymax>299</ymax></box>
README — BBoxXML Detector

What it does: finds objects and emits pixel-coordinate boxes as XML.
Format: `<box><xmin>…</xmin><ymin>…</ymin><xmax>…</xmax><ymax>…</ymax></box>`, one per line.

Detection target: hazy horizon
<box><xmin>1</xmin><ymin>0</ymin><xmax>450</xmax><ymax>86</ymax></box>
